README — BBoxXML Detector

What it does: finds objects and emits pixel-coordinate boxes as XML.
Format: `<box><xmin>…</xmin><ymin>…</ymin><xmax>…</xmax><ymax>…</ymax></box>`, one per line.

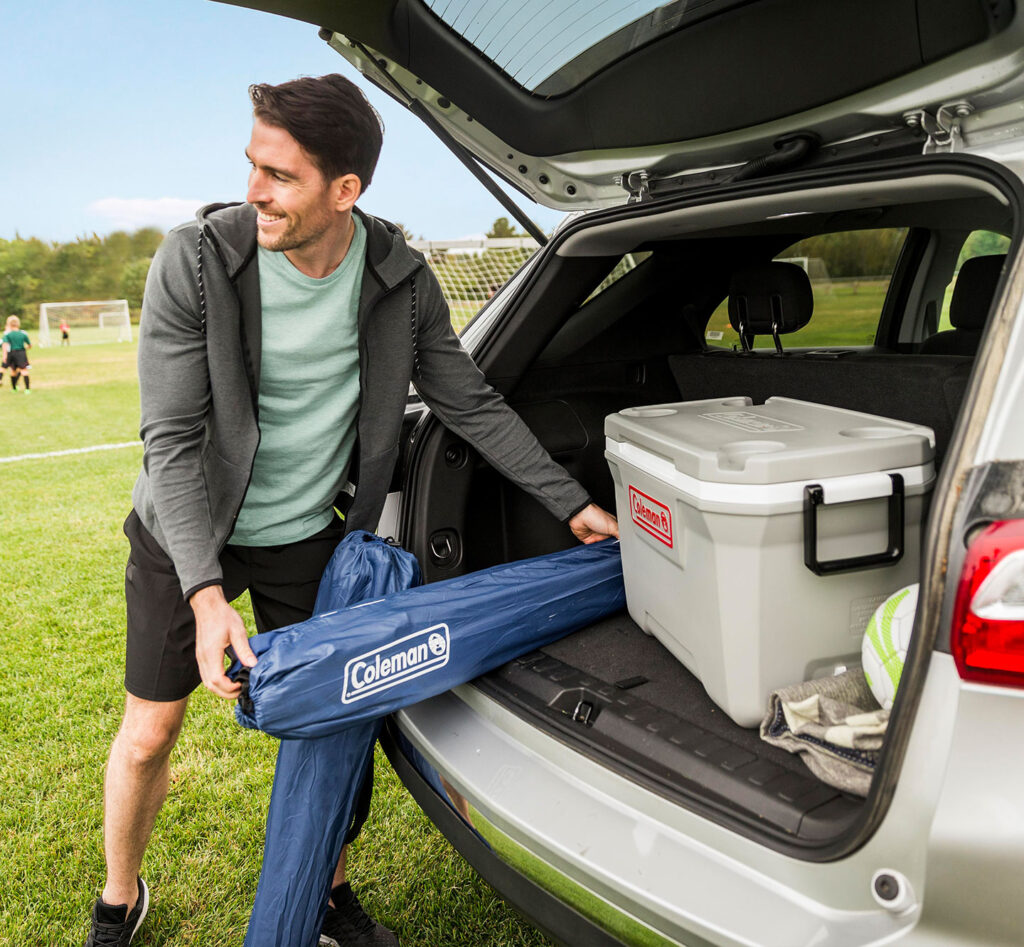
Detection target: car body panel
<box><xmin>915</xmin><ymin>683</ymin><xmax>1024</xmax><ymax>943</ymax></box>
<box><xmin>394</xmin><ymin>649</ymin><xmax>986</xmax><ymax>945</ymax></box>
<box><xmin>220</xmin><ymin>0</ymin><xmax>1024</xmax><ymax>209</ymax></box>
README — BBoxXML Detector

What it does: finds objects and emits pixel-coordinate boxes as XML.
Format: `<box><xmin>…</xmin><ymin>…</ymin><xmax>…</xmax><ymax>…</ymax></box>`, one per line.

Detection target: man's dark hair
<box><xmin>249</xmin><ymin>74</ymin><xmax>384</xmax><ymax>191</ymax></box>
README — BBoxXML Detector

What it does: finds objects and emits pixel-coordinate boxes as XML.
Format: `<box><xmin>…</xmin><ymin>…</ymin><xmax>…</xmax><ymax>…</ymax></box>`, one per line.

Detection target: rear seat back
<box><xmin>918</xmin><ymin>253</ymin><xmax>1005</xmax><ymax>356</ymax></box>
<box><xmin>728</xmin><ymin>261</ymin><xmax>812</xmax><ymax>353</ymax></box>
<box><xmin>668</xmin><ymin>260</ymin><xmax>973</xmax><ymax>468</ymax></box>
<box><xmin>667</xmin><ymin>352</ymin><xmax>972</xmax><ymax>468</ymax></box>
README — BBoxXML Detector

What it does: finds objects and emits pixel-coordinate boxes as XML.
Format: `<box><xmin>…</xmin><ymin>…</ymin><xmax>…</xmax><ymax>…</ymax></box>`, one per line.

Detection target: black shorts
<box><xmin>7</xmin><ymin>350</ymin><xmax>28</xmax><ymax>370</ymax></box>
<box><xmin>123</xmin><ymin>509</ymin><xmax>344</xmax><ymax>702</ymax></box>
<box><xmin>122</xmin><ymin>509</ymin><xmax>376</xmax><ymax>843</ymax></box>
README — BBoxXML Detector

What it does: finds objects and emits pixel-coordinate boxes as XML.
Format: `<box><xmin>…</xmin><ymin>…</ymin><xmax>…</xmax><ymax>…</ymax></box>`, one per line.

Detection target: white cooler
<box><xmin>605</xmin><ymin>396</ymin><xmax>935</xmax><ymax>727</ymax></box>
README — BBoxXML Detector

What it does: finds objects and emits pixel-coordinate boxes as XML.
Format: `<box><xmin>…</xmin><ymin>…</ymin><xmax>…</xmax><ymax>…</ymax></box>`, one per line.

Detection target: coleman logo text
<box><xmin>629</xmin><ymin>486</ymin><xmax>672</xmax><ymax>546</ymax></box>
<box><xmin>342</xmin><ymin>623</ymin><xmax>451</xmax><ymax>704</ymax></box>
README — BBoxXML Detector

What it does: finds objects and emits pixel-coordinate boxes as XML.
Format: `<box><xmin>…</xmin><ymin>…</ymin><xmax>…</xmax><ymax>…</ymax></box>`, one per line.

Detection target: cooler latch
<box><xmin>803</xmin><ymin>473</ymin><xmax>905</xmax><ymax>576</ymax></box>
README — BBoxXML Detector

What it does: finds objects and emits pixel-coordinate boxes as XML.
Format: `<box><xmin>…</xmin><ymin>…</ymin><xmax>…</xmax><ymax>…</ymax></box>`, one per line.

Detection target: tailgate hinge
<box><xmin>617</xmin><ymin>169</ymin><xmax>651</xmax><ymax>203</ymax></box>
<box><xmin>903</xmin><ymin>101</ymin><xmax>974</xmax><ymax>154</ymax></box>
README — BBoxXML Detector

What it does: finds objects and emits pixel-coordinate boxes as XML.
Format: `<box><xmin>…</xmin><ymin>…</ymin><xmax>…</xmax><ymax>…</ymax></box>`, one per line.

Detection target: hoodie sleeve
<box><xmin>410</xmin><ymin>266</ymin><xmax>591</xmax><ymax>522</ymax></box>
<box><xmin>135</xmin><ymin>224</ymin><xmax>223</xmax><ymax>596</ymax></box>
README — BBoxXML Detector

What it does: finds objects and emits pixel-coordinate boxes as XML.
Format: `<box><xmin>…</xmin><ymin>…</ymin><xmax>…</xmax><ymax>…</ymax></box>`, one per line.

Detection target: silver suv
<box><xmin>236</xmin><ymin>2</ymin><xmax>1024</xmax><ymax>943</ymax></box>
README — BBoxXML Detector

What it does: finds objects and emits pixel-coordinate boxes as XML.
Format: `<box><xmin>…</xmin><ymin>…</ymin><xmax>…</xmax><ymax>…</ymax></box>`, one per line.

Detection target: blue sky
<box><xmin>1</xmin><ymin>0</ymin><xmax>564</xmax><ymax>242</ymax></box>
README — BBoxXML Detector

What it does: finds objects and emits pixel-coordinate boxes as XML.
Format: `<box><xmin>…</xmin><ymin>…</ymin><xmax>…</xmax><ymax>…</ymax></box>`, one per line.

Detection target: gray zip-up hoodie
<box><xmin>132</xmin><ymin>203</ymin><xmax>590</xmax><ymax>597</ymax></box>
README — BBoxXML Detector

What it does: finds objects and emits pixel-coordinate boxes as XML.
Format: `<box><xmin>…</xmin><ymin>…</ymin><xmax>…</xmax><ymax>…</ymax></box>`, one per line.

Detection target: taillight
<box><xmin>951</xmin><ymin>518</ymin><xmax>1024</xmax><ymax>688</ymax></box>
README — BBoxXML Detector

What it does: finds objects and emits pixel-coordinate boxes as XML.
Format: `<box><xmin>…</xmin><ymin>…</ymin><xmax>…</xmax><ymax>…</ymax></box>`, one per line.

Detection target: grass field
<box><xmin>0</xmin><ymin>341</ymin><xmax>551</xmax><ymax>946</ymax></box>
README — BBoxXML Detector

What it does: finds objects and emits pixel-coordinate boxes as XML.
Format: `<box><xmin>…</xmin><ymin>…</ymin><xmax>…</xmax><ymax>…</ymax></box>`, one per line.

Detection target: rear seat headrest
<box><xmin>950</xmin><ymin>254</ymin><xmax>1005</xmax><ymax>331</ymax></box>
<box><xmin>727</xmin><ymin>262</ymin><xmax>813</xmax><ymax>338</ymax></box>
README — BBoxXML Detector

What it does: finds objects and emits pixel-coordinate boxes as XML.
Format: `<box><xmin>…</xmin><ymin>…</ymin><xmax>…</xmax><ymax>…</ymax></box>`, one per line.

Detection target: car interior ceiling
<box><xmin>401</xmin><ymin>180</ymin><xmax>1015</xmax><ymax>848</ymax></box>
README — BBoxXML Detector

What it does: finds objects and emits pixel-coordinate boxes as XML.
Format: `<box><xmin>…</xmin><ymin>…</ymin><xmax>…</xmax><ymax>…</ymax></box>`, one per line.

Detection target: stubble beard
<box><xmin>255</xmin><ymin>200</ymin><xmax>334</xmax><ymax>255</ymax></box>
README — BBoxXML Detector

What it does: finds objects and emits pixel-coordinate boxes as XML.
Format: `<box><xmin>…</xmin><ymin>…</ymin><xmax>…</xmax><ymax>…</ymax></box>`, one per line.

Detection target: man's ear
<box><xmin>333</xmin><ymin>173</ymin><xmax>362</xmax><ymax>212</ymax></box>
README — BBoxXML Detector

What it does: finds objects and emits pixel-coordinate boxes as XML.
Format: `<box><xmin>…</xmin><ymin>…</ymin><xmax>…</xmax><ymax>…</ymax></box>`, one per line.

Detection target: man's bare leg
<box><xmin>100</xmin><ymin>694</ymin><xmax>189</xmax><ymax>909</ymax></box>
<box><xmin>330</xmin><ymin>846</ymin><xmax>348</xmax><ymax>900</ymax></box>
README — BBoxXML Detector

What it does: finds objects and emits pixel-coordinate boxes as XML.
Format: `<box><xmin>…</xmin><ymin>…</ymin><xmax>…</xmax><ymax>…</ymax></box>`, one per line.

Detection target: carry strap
<box><xmin>197</xmin><ymin>227</ymin><xmax>207</xmax><ymax>337</ymax></box>
<box><xmin>410</xmin><ymin>277</ymin><xmax>420</xmax><ymax>377</ymax></box>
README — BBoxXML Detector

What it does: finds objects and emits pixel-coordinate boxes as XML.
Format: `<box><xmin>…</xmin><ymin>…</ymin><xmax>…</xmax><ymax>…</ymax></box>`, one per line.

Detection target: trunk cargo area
<box><xmin>477</xmin><ymin>611</ymin><xmax>864</xmax><ymax>845</ymax></box>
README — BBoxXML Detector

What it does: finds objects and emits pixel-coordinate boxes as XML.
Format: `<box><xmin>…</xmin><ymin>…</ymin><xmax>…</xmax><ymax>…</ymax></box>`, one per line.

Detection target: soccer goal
<box><xmin>38</xmin><ymin>299</ymin><xmax>133</xmax><ymax>346</ymax></box>
<box><xmin>410</xmin><ymin>237</ymin><xmax>540</xmax><ymax>333</ymax></box>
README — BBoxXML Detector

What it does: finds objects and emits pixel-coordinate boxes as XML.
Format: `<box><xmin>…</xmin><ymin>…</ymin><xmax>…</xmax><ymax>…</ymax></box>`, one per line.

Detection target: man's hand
<box><xmin>569</xmin><ymin>503</ymin><xmax>619</xmax><ymax>544</ymax></box>
<box><xmin>189</xmin><ymin>585</ymin><xmax>257</xmax><ymax>699</ymax></box>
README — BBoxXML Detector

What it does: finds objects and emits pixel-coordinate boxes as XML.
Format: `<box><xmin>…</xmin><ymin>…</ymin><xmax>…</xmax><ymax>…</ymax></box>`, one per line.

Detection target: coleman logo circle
<box><xmin>342</xmin><ymin>623</ymin><xmax>451</xmax><ymax>704</ymax></box>
<box><xmin>628</xmin><ymin>486</ymin><xmax>672</xmax><ymax>547</ymax></box>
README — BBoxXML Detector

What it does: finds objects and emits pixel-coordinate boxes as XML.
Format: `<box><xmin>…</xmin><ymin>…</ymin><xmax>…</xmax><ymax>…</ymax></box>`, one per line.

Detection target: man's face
<box><xmin>245</xmin><ymin>119</ymin><xmax>338</xmax><ymax>253</ymax></box>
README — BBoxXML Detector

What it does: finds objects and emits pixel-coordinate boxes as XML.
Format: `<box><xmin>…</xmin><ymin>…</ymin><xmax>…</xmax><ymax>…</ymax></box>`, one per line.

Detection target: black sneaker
<box><xmin>84</xmin><ymin>878</ymin><xmax>149</xmax><ymax>947</ymax></box>
<box><xmin>319</xmin><ymin>883</ymin><xmax>399</xmax><ymax>947</ymax></box>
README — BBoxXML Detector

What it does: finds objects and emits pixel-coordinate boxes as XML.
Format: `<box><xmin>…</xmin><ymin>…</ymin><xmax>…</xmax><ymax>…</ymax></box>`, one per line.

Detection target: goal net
<box><xmin>411</xmin><ymin>237</ymin><xmax>539</xmax><ymax>333</ymax></box>
<box><xmin>776</xmin><ymin>255</ymin><xmax>833</xmax><ymax>293</ymax></box>
<box><xmin>38</xmin><ymin>299</ymin><xmax>133</xmax><ymax>346</ymax></box>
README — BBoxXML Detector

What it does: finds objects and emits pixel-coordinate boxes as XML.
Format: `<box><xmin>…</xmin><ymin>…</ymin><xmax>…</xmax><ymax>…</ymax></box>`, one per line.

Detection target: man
<box><xmin>84</xmin><ymin>74</ymin><xmax>617</xmax><ymax>947</ymax></box>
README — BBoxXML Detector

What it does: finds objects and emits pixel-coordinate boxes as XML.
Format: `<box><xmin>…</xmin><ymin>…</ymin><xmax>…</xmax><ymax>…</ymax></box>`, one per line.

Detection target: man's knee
<box><xmin>115</xmin><ymin>694</ymin><xmax>188</xmax><ymax>765</ymax></box>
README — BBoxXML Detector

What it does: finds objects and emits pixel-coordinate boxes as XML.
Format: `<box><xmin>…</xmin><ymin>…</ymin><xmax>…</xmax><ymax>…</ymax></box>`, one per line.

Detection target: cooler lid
<box><xmin>605</xmin><ymin>397</ymin><xmax>936</xmax><ymax>485</ymax></box>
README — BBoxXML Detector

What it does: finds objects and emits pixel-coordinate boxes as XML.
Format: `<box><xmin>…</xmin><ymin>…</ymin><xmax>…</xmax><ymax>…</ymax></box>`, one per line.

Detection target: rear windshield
<box><xmin>422</xmin><ymin>0</ymin><xmax>752</xmax><ymax>95</ymax></box>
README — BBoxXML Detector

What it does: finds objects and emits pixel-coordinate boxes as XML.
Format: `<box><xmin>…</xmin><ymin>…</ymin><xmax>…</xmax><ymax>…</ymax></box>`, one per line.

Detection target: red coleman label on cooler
<box><xmin>629</xmin><ymin>486</ymin><xmax>672</xmax><ymax>546</ymax></box>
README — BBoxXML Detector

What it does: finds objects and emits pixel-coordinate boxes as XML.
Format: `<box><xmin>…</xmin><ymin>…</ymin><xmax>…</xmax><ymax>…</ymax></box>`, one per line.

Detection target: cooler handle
<box><xmin>803</xmin><ymin>473</ymin><xmax>905</xmax><ymax>576</ymax></box>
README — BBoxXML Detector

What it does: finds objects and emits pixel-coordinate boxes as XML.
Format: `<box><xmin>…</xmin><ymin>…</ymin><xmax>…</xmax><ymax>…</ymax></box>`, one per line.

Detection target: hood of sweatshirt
<box><xmin>195</xmin><ymin>201</ymin><xmax>422</xmax><ymax>290</ymax></box>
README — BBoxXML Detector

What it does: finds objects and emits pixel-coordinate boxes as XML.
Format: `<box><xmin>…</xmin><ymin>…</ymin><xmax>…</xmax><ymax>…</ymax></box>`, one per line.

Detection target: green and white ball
<box><xmin>862</xmin><ymin>584</ymin><xmax>919</xmax><ymax>711</ymax></box>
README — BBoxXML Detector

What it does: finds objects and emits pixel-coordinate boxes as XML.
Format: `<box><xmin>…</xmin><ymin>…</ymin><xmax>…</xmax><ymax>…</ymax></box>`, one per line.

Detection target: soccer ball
<box><xmin>862</xmin><ymin>584</ymin><xmax>919</xmax><ymax>711</ymax></box>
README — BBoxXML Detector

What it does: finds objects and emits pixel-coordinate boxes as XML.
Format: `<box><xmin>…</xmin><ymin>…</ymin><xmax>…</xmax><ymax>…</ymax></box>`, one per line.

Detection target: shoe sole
<box><xmin>130</xmin><ymin>880</ymin><xmax>150</xmax><ymax>943</ymax></box>
<box><xmin>318</xmin><ymin>936</ymin><xmax>340</xmax><ymax>947</ymax></box>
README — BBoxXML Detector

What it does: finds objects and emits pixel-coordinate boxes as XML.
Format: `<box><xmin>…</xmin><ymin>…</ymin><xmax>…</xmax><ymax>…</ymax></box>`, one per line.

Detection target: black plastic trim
<box><xmin>219</xmin><ymin>0</ymin><xmax>1010</xmax><ymax>156</ymax></box>
<box><xmin>803</xmin><ymin>473</ymin><xmax>905</xmax><ymax>575</ymax></box>
<box><xmin>473</xmin><ymin>647</ymin><xmax>862</xmax><ymax>851</ymax></box>
<box><xmin>380</xmin><ymin>721</ymin><xmax>630</xmax><ymax>947</ymax></box>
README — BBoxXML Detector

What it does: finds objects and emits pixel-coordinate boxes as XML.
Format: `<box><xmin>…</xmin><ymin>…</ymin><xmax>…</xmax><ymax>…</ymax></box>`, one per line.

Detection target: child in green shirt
<box><xmin>2</xmin><ymin>316</ymin><xmax>32</xmax><ymax>391</ymax></box>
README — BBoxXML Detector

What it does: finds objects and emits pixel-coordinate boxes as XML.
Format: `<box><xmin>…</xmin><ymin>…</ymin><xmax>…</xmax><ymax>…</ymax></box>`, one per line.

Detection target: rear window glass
<box><xmin>584</xmin><ymin>251</ymin><xmax>652</xmax><ymax>304</ymax></box>
<box><xmin>704</xmin><ymin>228</ymin><xmax>908</xmax><ymax>349</ymax></box>
<box><xmin>422</xmin><ymin>0</ymin><xmax>754</xmax><ymax>95</ymax></box>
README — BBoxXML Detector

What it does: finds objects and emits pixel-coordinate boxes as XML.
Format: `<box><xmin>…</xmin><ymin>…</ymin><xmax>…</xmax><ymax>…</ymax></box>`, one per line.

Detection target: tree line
<box><xmin>785</xmin><ymin>227</ymin><xmax>1009</xmax><ymax>279</ymax></box>
<box><xmin>3</xmin><ymin>222</ymin><xmax>1006</xmax><ymax>329</ymax></box>
<box><xmin>0</xmin><ymin>219</ymin><xmax>523</xmax><ymax>328</ymax></box>
<box><xmin>0</xmin><ymin>228</ymin><xmax>163</xmax><ymax>327</ymax></box>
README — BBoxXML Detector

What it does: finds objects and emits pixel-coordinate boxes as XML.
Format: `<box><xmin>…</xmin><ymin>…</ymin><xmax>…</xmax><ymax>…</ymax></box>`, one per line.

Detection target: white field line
<box><xmin>0</xmin><ymin>441</ymin><xmax>141</xmax><ymax>464</ymax></box>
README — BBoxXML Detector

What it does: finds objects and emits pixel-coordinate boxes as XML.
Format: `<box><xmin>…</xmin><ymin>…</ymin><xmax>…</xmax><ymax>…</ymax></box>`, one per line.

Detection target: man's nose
<box><xmin>247</xmin><ymin>171</ymin><xmax>268</xmax><ymax>205</ymax></box>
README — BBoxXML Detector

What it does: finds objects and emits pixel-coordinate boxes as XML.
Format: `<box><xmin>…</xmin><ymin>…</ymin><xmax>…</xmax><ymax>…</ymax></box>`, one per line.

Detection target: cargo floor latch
<box><xmin>572</xmin><ymin>700</ymin><xmax>595</xmax><ymax>725</ymax></box>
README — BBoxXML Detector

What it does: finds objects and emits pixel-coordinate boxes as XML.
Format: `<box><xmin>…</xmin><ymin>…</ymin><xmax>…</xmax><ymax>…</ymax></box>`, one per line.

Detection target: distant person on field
<box><xmin>83</xmin><ymin>73</ymin><xmax>617</xmax><ymax>947</ymax></box>
<box><xmin>2</xmin><ymin>316</ymin><xmax>31</xmax><ymax>392</ymax></box>
<box><xmin>60</xmin><ymin>319</ymin><xmax>71</xmax><ymax>346</ymax></box>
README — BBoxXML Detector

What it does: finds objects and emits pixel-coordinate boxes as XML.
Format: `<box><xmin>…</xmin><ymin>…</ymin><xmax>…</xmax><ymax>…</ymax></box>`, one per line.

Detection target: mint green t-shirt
<box><xmin>230</xmin><ymin>217</ymin><xmax>366</xmax><ymax>546</ymax></box>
